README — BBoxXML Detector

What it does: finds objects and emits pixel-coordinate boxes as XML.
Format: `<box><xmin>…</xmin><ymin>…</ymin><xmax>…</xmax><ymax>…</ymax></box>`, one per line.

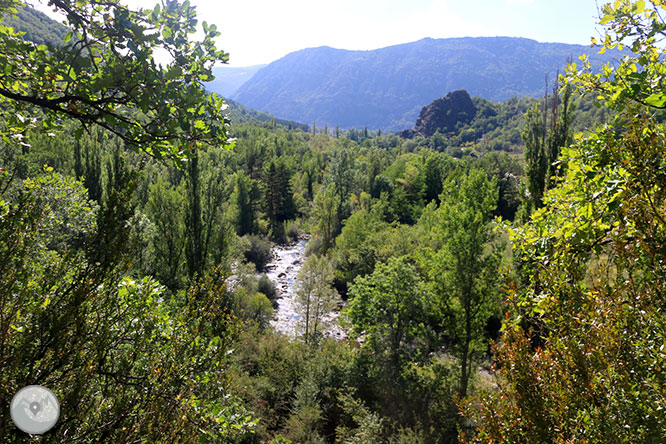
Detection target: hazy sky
<box><xmin>36</xmin><ymin>0</ymin><xmax>606</xmax><ymax>66</ymax></box>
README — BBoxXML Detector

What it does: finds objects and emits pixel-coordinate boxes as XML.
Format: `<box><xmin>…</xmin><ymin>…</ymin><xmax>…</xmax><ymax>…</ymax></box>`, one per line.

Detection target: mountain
<box><xmin>233</xmin><ymin>37</ymin><xmax>623</xmax><ymax>131</ymax></box>
<box><xmin>225</xmin><ymin>98</ymin><xmax>308</xmax><ymax>131</ymax></box>
<box><xmin>206</xmin><ymin>65</ymin><xmax>267</xmax><ymax>98</ymax></box>
<box><xmin>2</xmin><ymin>5</ymin><xmax>68</xmax><ymax>46</ymax></box>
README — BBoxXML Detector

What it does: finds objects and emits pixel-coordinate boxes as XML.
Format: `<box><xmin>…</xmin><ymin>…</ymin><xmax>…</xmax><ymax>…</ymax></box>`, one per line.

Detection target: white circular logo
<box><xmin>10</xmin><ymin>385</ymin><xmax>60</xmax><ymax>434</ymax></box>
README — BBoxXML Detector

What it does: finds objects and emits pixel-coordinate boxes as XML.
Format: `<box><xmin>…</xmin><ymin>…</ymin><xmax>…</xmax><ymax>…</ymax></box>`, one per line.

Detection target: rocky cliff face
<box><xmin>403</xmin><ymin>90</ymin><xmax>476</xmax><ymax>138</ymax></box>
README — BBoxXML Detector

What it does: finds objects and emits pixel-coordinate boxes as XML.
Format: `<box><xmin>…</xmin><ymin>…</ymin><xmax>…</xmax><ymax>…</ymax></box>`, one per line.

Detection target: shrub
<box><xmin>284</xmin><ymin>221</ymin><xmax>300</xmax><ymax>244</ymax></box>
<box><xmin>258</xmin><ymin>274</ymin><xmax>278</xmax><ymax>302</ymax></box>
<box><xmin>241</xmin><ymin>292</ymin><xmax>274</xmax><ymax>330</ymax></box>
<box><xmin>304</xmin><ymin>235</ymin><xmax>324</xmax><ymax>257</ymax></box>
<box><xmin>243</xmin><ymin>235</ymin><xmax>273</xmax><ymax>271</ymax></box>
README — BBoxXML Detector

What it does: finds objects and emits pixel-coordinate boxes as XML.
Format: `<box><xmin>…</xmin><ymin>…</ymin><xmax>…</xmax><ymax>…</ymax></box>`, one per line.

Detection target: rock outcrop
<box><xmin>401</xmin><ymin>89</ymin><xmax>477</xmax><ymax>138</ymax></box>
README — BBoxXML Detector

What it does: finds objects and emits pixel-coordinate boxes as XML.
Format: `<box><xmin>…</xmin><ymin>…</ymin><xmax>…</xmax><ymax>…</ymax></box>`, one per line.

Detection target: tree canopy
<box><xmin>462</xmin><ymin>1</ymin><xmax>666</xmax><ymax>442</ymax></box>
<box><xmin>0</xmin><ymin>0</ymin><xmax>231</xmax><ymax>162</ymax></box>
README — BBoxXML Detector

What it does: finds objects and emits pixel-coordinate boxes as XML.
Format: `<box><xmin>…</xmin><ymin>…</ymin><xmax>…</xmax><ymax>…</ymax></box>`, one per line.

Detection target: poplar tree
<box><xmin>296</xmin><ymin>255</ymin><xmax>338</xmax><ymax>344</ymax></box>
<box><xmin>426</xmin><ymin>169</ymin><xmax>502</xmax><ymax>397</ymax></box>
<box><xmin>522</xmin><ymin>79</ymin><xmax>574</xmax><ymax>210</ymax></box>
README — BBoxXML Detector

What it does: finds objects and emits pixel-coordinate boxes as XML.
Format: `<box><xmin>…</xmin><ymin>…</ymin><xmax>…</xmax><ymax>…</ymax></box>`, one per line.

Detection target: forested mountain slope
<box><xmin>225</xmin><ymin>98</ymin><xmax>309</xmax><ymax>130</ymax></box>
<box><xmin>207</xmin><ymin>65</ymin><xmax>267</xmax><ymax>98</ymax></box>
<box><xmin>233</xmin><ymin>37</ymin><xmax>624</xmax><ymax>131</ymax></box>
<box><xmin>1</xmin><ymin>5</ymin><xmax>67</xmax><ymax>45</ymax></box>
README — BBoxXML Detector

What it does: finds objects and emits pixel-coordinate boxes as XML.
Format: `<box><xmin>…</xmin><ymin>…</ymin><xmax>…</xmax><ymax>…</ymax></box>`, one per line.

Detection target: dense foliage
<box><xmin>0</xmin><ymin>1</ymin><xmax>256</xmax><ymax>441</ymax></box>
<box><xmin>0</xmin><ymin>0</ymin><xmax>230</xmax><ymax>161</ymax></box>
<box><xmin>462</xmin><ymin>1</ymin><xmax>666</xmax><ymax>442</ymax></box>
<box><xmin>2</xmin><ymin>0</ymin><xmax>662</xmax><ymax>443</ymax></box>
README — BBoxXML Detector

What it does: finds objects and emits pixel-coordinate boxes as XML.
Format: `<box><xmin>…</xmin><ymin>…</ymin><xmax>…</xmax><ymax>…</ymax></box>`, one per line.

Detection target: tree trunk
<box><xmin>187</xmin><ymin>152</ymin><xmax>202</xmax><ymax>278</ymax></box>
<box><xmin>460</xmin><ymin>295</ymin><xmax>472</xmax><ymax>397</ymax></box>
<box><xmin>304</xmin><ymin>292</ymin><xmax>311</xmax><ymax>344</ymax></box>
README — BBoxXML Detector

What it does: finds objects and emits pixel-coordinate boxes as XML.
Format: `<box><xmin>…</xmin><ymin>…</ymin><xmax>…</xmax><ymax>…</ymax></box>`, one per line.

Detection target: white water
<box><xmin>266</xmin><ymin>238</ymin><xmax>346</xmax><ymax>340</ymax></box>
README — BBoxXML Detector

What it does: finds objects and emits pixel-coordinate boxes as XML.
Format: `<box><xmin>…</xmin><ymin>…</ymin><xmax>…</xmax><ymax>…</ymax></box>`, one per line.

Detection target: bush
<box><xmin>258</xmin><ymin>274</ymin><xmax>278</xmax><ymax>303</ymax></box>
<box><xmin>243</xmin><ymin>235</ymin><xmax>273</xmax><ymax>271</ymax></box>
<box><xmin>304</xmin><ymin>235</ymin><xmax>324</xmax><ymax>257</ymax></box>
<box><xmin>284</xmin><ymin>221</ymin><xmax>300</xmax><ymax>244</ymax></box>
<box><xmin>240</xmin><ymin>292</ymin><xmax>274</xmax><ymax>330</ymax></box>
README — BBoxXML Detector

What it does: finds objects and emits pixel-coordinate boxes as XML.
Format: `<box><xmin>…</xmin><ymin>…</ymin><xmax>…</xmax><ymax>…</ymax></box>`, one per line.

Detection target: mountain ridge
<box><xmin>232</xmin><ymin>36</ymin><xmax>623</xmax><ymax>131</ymax></box>
<box><xmin>207</xmin><ymin>65</ymin><xmax>267</xmax><ymax>98</ymax></box>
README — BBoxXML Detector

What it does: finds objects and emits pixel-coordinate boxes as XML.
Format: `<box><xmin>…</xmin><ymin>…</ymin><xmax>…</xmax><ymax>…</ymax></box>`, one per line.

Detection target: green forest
<box><xmin>0</xmin><ymin>0</ymin><xmax>665</xmax><ymax>443</ymax></box>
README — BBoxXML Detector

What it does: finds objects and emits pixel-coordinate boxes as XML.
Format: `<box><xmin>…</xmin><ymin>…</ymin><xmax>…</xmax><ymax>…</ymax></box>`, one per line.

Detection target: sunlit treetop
<box><xmin>0</xmin><ymin>0</ymin><xmax>232</xmax><ymax>163</ymax></box>
<box><xmin>568</xmin><ymin>0</ymin><xmax>666</xmax><ymax>110</ymax></box>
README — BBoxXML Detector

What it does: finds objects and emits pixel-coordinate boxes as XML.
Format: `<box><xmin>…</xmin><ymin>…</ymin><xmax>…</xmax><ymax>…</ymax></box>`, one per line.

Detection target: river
<box><xmin>266</xmin><ymin>238</ymin><xmax>346</xmax><ymax>340</ymax></box>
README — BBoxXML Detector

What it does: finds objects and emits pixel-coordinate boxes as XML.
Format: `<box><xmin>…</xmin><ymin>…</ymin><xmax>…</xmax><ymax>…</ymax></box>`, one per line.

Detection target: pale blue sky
<box><xmin>38</xmin><ymin>0</ymin><xmax>606</xmax><ymax>66</ymax></box>
<box><xmin>207</xmin><ymin>0</ymin><xmax>604</xmax><ymax>66</ymax></box>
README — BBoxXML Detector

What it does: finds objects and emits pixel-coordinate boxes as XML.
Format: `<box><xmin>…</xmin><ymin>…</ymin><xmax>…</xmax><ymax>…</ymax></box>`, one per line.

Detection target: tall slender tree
<box><xmin>262</xmin><ymin>158</ymin><xmax>295</xmax><ymax>237</ymax></box>
<box><xmin>522</xmin><ymin>77</ymin><xmax>574</xmax><ymax>210</ymax></box>
<box><xmin>425</xmin><ymin>169</ymin><xmax>502</xmax><ymax>397</ymax></box>
<box><xmin>296</xmin><ymin>255</ymin><xmax>338</xmax><ymax>344</ymax></box>
<box><xmin>186</xmin><ymin>151</ymin><xmax>203</xmax><ymax>278</ymax></box>
<box><xmin>232</xmin><ymin>171</ymin><xmax>261</xmax><ymax>236</ymax></box>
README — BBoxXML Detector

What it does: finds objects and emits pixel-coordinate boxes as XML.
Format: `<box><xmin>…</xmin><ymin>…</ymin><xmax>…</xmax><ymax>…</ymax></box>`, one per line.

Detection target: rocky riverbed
<box><xmin>266</xmin><ymin>238</ymin><xmax>346</xmax><ymax>340</ymax></box>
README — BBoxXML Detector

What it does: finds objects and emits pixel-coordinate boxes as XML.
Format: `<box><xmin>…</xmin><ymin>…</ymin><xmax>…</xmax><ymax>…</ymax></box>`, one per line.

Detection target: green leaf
<box><xmin>644</xmin><ymin>93</ymin><xmax>666</xmax><ymax>107</ymax></box>
<box><xmin>0</xmin><ymin>0</ymin><xmax>231</xmax><ymax>163</ymax></box>
<box><xmin>165</xmin><ymin>65</ymin><xmax>183</xmax><ymax>80</ymax></box>
<box><xmin>635</xmin><ymin>0</ymin><xmax>645</xmax><ymax>13</ymax></box>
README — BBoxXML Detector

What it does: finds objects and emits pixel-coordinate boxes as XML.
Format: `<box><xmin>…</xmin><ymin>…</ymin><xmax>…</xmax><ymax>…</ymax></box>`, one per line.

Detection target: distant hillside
<box><xmin>2</xmin><ymin>6</ymin><xmax>67</xmax><ymax>46</ymax></box>
<box><xmin>206</xmin><ymin>65</ymin><xmax>267</xmax><ymax>98</ymax></box>
<box><xmin>225</xmin><ymin>98</ymin><xmax>308</xmax><ymax>132</ymax></box>
<box><xmin>233</xmin><ymin>37</ymin><xmax>624</xmax><ymax>131</ymax></box>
